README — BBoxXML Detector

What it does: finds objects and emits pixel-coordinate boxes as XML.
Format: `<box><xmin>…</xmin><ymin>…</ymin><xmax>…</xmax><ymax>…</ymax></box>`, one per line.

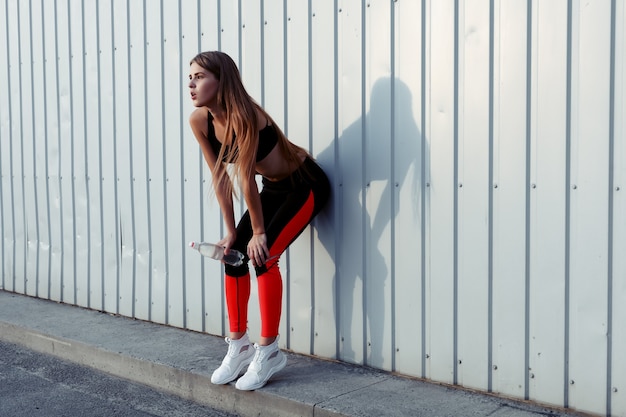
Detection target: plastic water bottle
<box><xmin>189</xmin><ymin>241</ymin><xmax>245</xmax><ymax>267</ymax></box>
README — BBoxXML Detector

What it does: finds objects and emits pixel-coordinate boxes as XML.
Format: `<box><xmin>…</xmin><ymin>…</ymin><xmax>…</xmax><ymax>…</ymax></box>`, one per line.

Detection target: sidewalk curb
<box><xmin>0</xmin><ymin>320</ymin><xmax>342</xmax><ymax>417</ymax></box>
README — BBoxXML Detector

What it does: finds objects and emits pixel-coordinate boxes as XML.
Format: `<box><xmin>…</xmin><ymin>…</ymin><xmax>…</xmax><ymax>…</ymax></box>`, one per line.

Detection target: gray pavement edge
<box><xmin>0</xmin><ymin>290</ymin><xmax>590</xmax><ymax>417</ymax></box>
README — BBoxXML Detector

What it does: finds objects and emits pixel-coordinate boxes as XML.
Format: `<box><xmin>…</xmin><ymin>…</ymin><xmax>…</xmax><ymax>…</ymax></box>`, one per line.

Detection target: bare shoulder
<box><xmin>189</xmin><ymin>107</ymin><xmax>209</xmax><ymax>128</ymax></box>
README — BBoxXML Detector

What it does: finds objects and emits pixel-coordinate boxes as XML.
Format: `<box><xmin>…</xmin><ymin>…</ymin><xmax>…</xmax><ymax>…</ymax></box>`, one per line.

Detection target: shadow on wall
<box><xmin>315</xmin><ymin>76</ymin><xmax>423</xmax><ymax>366</ymax></box>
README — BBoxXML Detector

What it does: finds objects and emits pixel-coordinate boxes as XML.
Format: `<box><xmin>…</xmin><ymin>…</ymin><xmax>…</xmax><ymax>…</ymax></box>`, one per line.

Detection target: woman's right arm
<box><xmin>189</xmin><ymin>109</ymin><xmax>237</xmax><ymax>242</ymax></box>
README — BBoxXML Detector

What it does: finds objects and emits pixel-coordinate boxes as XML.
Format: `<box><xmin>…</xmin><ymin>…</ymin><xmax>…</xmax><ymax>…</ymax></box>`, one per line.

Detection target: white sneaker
<box><xmin>235</xmin><ymin>338</ymin><xmax>287</xmax><ymax>391</ymax></box>
<box><xmin>210</xmin><ymin>333</ymin><xmax>255</xmax><ymax>385</ymax></box>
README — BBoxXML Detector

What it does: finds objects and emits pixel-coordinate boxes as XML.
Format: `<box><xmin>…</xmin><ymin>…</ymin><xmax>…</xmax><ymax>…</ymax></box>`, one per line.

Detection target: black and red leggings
<box><xmin>224</xmin><ymin>157</ymin><xmax>330</xmax><ymax>338</ymax></box>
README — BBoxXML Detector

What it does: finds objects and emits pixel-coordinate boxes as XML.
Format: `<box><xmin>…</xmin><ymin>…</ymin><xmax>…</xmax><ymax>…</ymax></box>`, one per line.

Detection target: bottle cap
<box><xmin>189</xmin><ymin>241</ymin><xmax>195</xmax><ymax>248</ymax></box>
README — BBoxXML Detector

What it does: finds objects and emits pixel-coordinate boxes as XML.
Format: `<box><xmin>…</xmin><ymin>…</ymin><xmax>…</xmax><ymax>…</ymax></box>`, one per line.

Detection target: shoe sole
<box><xmin>235</xmin><ymin>352</ymin><xmax>287</xmax><ymax>391</ymax></box>
<box><xmin>211</xmin><ymin>354</ymin><xmax>254</xmax><ymax>385</ymax></box>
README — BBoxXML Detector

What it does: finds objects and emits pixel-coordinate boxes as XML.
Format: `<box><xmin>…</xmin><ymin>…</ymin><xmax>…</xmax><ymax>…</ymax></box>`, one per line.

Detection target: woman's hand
<box><xmin>217</xmin><ymin>233</ymin><xmax>237</xmax><ymax>257</ymax></box>
<box><xmin>247</xmin><ymin>233</ymin><xmax>270</xmax><ymax>267</ymax></box>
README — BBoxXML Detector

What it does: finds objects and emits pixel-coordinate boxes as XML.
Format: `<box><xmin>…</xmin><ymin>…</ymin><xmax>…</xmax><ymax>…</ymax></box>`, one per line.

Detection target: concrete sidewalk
<box><xmin>0</xmin><ymin>290</ymin><xmax>587</xmax><ymax>417</ymax></box>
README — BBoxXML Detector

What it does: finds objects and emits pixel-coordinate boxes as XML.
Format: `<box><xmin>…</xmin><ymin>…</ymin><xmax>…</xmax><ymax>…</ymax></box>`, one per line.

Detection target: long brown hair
<box><xmin>190</xmin><ymin>51</ymin><xmax>308</xmax><ymax>196</ymax></box>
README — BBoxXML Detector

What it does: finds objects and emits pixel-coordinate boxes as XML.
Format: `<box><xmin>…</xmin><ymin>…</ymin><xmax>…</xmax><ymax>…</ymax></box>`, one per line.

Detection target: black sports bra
<box><xmin>207</xmin><ymin>113</ymin><xmax>278</xmax><ymax>163</ymax></box>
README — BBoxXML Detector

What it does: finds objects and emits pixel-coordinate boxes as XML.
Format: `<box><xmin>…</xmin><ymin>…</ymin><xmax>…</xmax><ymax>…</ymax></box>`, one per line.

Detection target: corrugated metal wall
<box><xmin>1</xmin><ymin>1</ymin><xmax>624</xmax><ymax>416</ymax></box>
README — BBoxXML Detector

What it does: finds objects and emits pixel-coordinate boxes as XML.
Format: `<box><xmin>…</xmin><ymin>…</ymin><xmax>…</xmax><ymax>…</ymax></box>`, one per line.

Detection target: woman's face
<box><xmin>188</xmin><ymin>62</ymin><xmax>218</xmax><ymax>108</ymax></box>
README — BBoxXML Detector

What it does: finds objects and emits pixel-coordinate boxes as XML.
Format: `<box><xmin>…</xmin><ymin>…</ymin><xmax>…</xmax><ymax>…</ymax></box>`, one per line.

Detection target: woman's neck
<box><xmin>208</xmin><ymin>106</ymin><xmax>227</xmax><ymax>123</ymax></box>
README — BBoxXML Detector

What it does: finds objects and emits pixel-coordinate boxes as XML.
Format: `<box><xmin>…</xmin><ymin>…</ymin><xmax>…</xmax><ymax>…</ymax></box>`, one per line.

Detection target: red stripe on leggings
<box><xmin>268</xmin><ymin>191</ymin><xmax>315</xmax><ymax>257</ymax></box>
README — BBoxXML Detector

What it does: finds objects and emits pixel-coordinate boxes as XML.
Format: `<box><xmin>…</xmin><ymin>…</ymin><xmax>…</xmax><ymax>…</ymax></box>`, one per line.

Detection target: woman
<box><xmin>188</xmin><ymin>51</ymin><xmax>330</xmax><ymax>390</ymax></box>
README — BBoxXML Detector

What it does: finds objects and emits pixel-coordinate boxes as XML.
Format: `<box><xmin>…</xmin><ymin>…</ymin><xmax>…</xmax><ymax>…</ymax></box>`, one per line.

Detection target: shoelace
<box><xmin>249</xmin><ymin>345</ymin><xmax>265</xmax><ymax>371</ymax></box>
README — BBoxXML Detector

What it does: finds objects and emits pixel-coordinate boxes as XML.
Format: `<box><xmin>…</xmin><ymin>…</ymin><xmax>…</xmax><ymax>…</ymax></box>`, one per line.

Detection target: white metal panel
<box><xmin>285</xmin><ymin>0</ymin><xmax>313</xmax><ymax>355</ymax></box>
<box><xmin>241</xmin><ymin>0</ymin><xmax>262</xmax><ymax>101</ymax></box>
<box><xmin>30</xmin><ymin>0</ymin><xmax>45</xmax><ymax>298</ymax></box>
<box><xmin>180</xmin><ymin>0</ymin><xmax>206</xmax><ymax>333</ymax></box>
<box><xmin>456</xmin><ymin>0</ymin><xmax>491</xmax><ymax>391</ymax></box>
<box><xmin>68</xmin><ymin>2</ymin><xmax>92</xmax><ymax>307</ymax></box>
<box><xmin>364</xmin><ymin>0</ymin><xmax>393</xmax><ymax>372</ymax></box>
<box><xmin>44</xmin><ymin>0</ymin><xmax>65</xmax><ymax>303</ymax></box>
<box><xmin>426</xmin><ymin>0</ymin><xmax>456</xmax><ymax>384</ymax></box>
<box><xmin>0</xmin><ymin>2</ymin><xmax>15</xmax><ymax>291</ymax></box>
<box><xmin>199</xmin><ymin>0</ymin><xmax>219</xmax><ymax>52</ymax></box>
<box><xmin>336</xmin><ymin>0</ymin><xmax>365</xmax><ymax>366</ymax></box>
<box><xmin>20</xmin><ymin>0</ymin><xmax>40</xmax><ymax>298</ymax></box>
<box><xmin>112</xmin><ymin>0</ymin><xmax>133</xmax><ymax>316</ymax></box>
<box><xmin>392</xmin><ymin>0</ymin><xmax>425</xmax><ymax>378</ymax></box>
<box><xmin>490</xmin><ymin>0</ymin><xmax>528</xmax><ymax>399</ymax></box>
<box><xmin>6</xmin><ymin>0</ymin><xmax>26</xmax><ymax>296</ymax></box>
<box><xmin>54</xmin><ymin>0</ymin><xmax>75</xmax><ymax>305</ymax></box>
<box><xmin>30</xmin><ymin>0</ymin><xmax>51</xmax><ymax>299</ymax></box>
<box><xmin>612</xmin><ymin>3</ymin><xmax>626</xmax><ymax>415</ymax></box>
<box><xmin>130</xmin><ymin>0</ymin><xmax>149</xmax><ymax>320</ymax></box>
<box><xmin>135</xmin><ymin>0</ymin><xmax>157</xmax><ymax>321</ymax></box>
<box><xmin>527</xmin><ymin>0</ymin><xmax>568</xmax><ymax>407</ymax></box>
<box><xmin>219</xmin><ymin>0</ymin><xmax>240</xmax><ymax>67</ymax></box>
<box><xmin>97</xmin><ymin>0</ymin><xmax>118</xmax><ymax>314</ymax></box>
<box><xmin>260</xmin><ymin>0</ymin><xmax>285</xmax><ymax>126</ymax></box>
<box><xmin>568</xmin><ymin>1</ymin><xmax>612</xmax><ymax>414</ymax></box>
<box><xmin>14</xmin><ymin>0</ymin><xmax>29</xmax><ymax>296</ymax></box>
<box><xmin>162</xmin><ymin>0</ymin><xmax>185</xmax><ymax>329</ymax></box>
<box><xmin>42</xmin><ymin>2</ymin><xmax>62</xmax><ymax>301</ymax></box>
<box><xmin>83</xmin><ymin>0</ymin><xmax>105</xmax><ymax>310</ymax></box>
<box><xmin>310</xmin><ymin>0</ymin><xmax>339</xmax><ymax>360</ymax></box>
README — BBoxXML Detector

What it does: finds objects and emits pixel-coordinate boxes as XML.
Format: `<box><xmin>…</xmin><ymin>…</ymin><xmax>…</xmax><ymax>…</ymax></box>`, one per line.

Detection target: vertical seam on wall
<box><xmin>217</xmin><ymin>0</ymin><xmax>225</xmax><ymax>336</ymax></box>
<box><xmin>564</xmin><ymin>0</ymin><xmax>573</xmax><ymax>407</ymax></box>
<box><xmin>124</xmin><ymin>0</ymin><xmax>133</xmax><ymax>320</ymax></box>
<box><xmin>487</xmin><ymin>0</ymin><xmax>495</xmax><ymax>394</ymax></box>
<box><xmin>606</xmin><ymin>1</ymin><xmax>616</xmax><ymax>415</ymax></box>
<box><xmin>96</xmin><ymin>0</ymin><xmax>105</xmax><ymax>313</ymax></box>
<box><xmin>282</xmin><ymin>0</ymin><xmax>290</xmax><ymax>348</ymax></box>
<box><xmin>14</xmin><ymin>0</ymin><xmax>21</xmax><ymax>292</ymax></box>
<box><xmin>17</xmin><ymin>1</ymin><xmax>26</xmax><ymax>294</ymax></box>
<box><xmin>68</xmin><ymin>2</ymin><xmax>78</xmax><ymax>304</ymax></box>
<box><xmin>178</xmin><ymin>0</ymin><xmax>187</xmax><ymax>330</ymax></box>
<box><xmin>124</xmin><ymin>0</ymin><xmax>136</xmax><ymax>319</ymax></box>
<box><xmin>307</xmin><ymin>0</ymin><xmax>315</xmax><ymax>356</ymax></box>
<box><xmin>69</xmin><ymin>0</ymin><xmax>77</xmax><ymax>305</ymax></box>
<box><xmin>217</xmin><ymin>0</ymin><xmax>221</xmax><ymax>49</ymax></box>
<box><xmin>236</xmin><ymin>0</ymin><xmax>243</xmax><ymax>221</ymax></box>
<box><xmin>333</xmin><ymin>0</ymin><xmax>340</xmax><ymax>360</ymax></box>
<box><xmin>261</xmin><ymin>0</ymin><xmax>265</xmax><ymax>106</ymax></box>
<box><xmin>28</xmin><ymin>0</ymin><xmax>42</xmax><ymax>299</ymax></box>
<box><xmin>524</xmin><ymin>0</ymin><xmax>533</xmax><ymax>401</ymax></box>
<box><xmin>238</xmin><ymin>0</ymin><xmax>242</xmax><ymax>69</ymax></box>
<box><xmin>41</xmin><ymin>0</ymin><xmax>52</xmax><ymax>299</ymax></box>
<box><xmin>453</xmin><ymin>0</ymin><xmax>460</xmax><ymax>385</ymax></box>
<box><xmin>361</xmin><ymin>0</ymin><xmax>368</xmax><ymax>365</ymax></box>
<box><xmin>158</xmin><ymin>0</ymin><xmax>167</xmax><ymax>324</ymax></box>
<box><xmin>109</xmin><ymin>0</ymin><xmax>119</xmax><ymax>314</ymax></box>
<box><xmin>420</xmin><ymin>0</ymin><xmax>427</xmax><ymax>379</ymax></box>
<box><xmin>8</xmin><ymin>0</ymin><xmax>16</xmax><ymax>293</ymax></box>
<box><xmin>54</xmin><ymin>0</ymin><xmax>64</xmax><ymax>303</ymax></box>
<box><xmin>1</xmin><ymin>0</ymin><xmax>8</xmax><ymax>293</ymax></box>
<box><xmin>144</xmin><ymin>0</ymin><xmax>153</xmax><ymax>324</ymax></box>
<box><xmin>390</xmin><ymin>0</ymin><xmax>397</xmax><ymax>373</ymax></box>
<box><xmin>196</xmin><ymin>0</ymin><xmax>206</xmax><ymax>334</ymax></box>
<box><xmin>81</xmin><ymin>0</ymin><xmax>92</xmax><ymax>310</ymax></box>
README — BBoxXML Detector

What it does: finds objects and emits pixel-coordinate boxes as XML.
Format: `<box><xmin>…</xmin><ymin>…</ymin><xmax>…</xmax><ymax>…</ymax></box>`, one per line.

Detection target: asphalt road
<box><xmin>0</xmin><ymin>341</ymin><xmax>238</xmax><ymax>417</ymax></box>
